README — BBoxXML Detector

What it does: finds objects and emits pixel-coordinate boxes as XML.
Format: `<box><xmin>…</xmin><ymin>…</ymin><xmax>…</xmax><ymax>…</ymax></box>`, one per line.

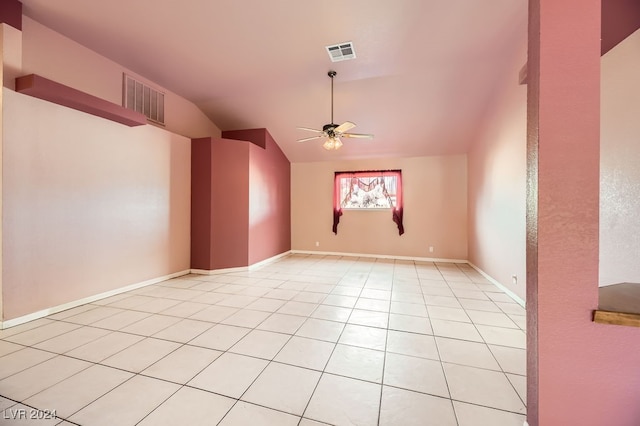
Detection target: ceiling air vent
<box><xmin>123</xmin><ymin>74</ymin><xmax>165</xmax><ymax>125</ymax></box>
<box><xmin>325</xmin><ymin>42</ymin><xmax>356</xmax><ymax>62</ymax></box>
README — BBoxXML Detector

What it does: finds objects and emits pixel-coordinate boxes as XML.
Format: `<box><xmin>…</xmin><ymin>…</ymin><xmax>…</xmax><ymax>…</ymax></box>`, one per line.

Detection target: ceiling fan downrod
<box><xmin>328</xmin><ymin>70</ymin><xmax>336</xmax><ymax>126</ymax></box>
<box><xmin>295</xmin><ymin>69</ymin><xmax>373</xmax><ymax>149</ymax></box>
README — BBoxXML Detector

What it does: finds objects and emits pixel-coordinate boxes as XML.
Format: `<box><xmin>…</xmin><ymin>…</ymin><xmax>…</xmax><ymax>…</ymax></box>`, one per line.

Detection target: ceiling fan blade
<box><xmin>297</xmin><ymin>126</ymin><xmax>324</xmax><ymax>133</ymax></box>
<box><xmin>341</xmin><ymin>132</ymin><xmax>374</xmax><ymax>139</ymax></box>
<box><xmin>297</xmin><ymin>135</ymin><xmax>323</xmax><ymax>143</ymax></box>
<box><xmin>334</xmin><ymin>121</ymin><xmax>356</xmax><ymax>133</ymax></box>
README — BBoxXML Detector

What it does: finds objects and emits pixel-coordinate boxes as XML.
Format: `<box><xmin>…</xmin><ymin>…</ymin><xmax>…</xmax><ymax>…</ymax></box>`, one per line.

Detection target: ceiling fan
<box><xmin>297</xmin><ymin>70</ymin><xmax>374</xmax><ymax>150</ymax></box>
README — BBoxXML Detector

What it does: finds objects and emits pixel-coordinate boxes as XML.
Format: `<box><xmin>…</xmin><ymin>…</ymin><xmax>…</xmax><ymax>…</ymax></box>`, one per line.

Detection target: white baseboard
<box><xmin>290</xmin><ymin>250</ymin><xmax>467</xmax><ymax>264</ymax></box>
<box><xmin>249</xmin><ymin>250</ymin><xmax>291</xmax><ymax>270</ymax></box>
<box><xmin>468</xmin><ymin>262</ymin><xmax>525</xmax><ymax>307</ymax></box>
<box><xmin>190</xmin><ymin>266</ymin><xmax>248</xmax><ymax>275</ymax></box>
<box><xmin>0</xmin><ymin>269</ymin><xmax>191</xmax><ymax>330</ymax></box>
<box><xmin>1</xmin><ymin>252</ymin><xmax>523</xmax><ymax>328</ymax></box>
<box><xmin>190</xmin><ymin>250</ymin><xmax>292</xmax><ymax>275</ymax></box>
<box><xmin>523</xmin><ymin>421</ymin><xmax>529</xmax><ymax>426</ymax></box>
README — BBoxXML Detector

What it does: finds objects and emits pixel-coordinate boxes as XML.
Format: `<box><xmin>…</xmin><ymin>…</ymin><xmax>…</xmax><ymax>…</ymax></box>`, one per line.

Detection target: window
<box><xmin>333</xmin><ymin>170</ymin><xmax>404</xmax><ymax>235</ymax></box>
<box><xmin>338</xmin><ymin>174</ymin><xmax>398</xmax><ymax>209</ymax></box>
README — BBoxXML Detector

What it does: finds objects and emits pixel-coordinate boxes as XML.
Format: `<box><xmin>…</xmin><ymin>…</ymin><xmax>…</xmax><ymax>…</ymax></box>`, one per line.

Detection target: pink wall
<box><xmin>190</xmin><ymin>138</ymin><xmax>213</xmax><ymax>269</ymax></box>
<box><xmin>222</xmin><ymin>129</ymin><xmax>292</xmax><ymax>265</ymax></box>
<box><xmin>599</xmin><ymin>29</ymin><xmax>640</xmax><ymax>286</ymax></box>
<box><xmin>0</xmin><ymin>0</ymin><xmax>21</xmax><ymax>31</ymax></box>
<box><xmin>601</xmin><ymin>0</ymin><xmax>640</xmax><ymax>55</ymax></box>
<box><xmin>191</xmin><ymin>137</ymin><xmax>249</xmax><ymax>270</ymax></box>
<box><xmin>528</xmin><ymin>1</ymin><xmax>640</xmax><ymax>425</ymax></box>
<box><xmin>291</xmin><ymin>155</ymin><xmax>467</xmax><ymax>260</ymax></box>
<box><xmin>2</xmin><ymin>88</ymin><xmax>191</xmax><ymax>321</ymax></box>
<box><xmin>191</xmin><ymin>130</ymin><xmax>290</xmax><ymax>270</ymax></box>
<box><xmin>247</xmin><ymin>132</ymin><xmax>291</xmax><ymax>265</ymax></box>
<box><xmin>211</xmin><ymin>139</ymin><xmax>250</xmax><ymax>269</ymax></box>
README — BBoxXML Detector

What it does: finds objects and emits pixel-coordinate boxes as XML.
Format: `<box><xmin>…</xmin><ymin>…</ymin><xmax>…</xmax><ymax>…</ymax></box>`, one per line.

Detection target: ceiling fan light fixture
<box><xmin>323</xmin><ymin>137</ymin><xmax>341</xmax><ymax>150</ymax></box>
<box><xmin>297</xmin><ymin>70</ymin><xmax>373</xmax><ymax>149</ymax></box>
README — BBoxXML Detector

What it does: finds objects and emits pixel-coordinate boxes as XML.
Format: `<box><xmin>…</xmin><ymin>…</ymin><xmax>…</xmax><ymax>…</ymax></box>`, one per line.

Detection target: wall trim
<box><xmin>0</xmin><ymin>269</ymin><xmax>190</xmax><ymax>330</ymax></box>
<box><xmin>249</xmin><ymin>250</ymin><xmax>291</xmax><ymax>270</ymax></box>
<box><xmin>291</xmin><ymin>250</ymin><xmax>467</xmax><ymax>264</ymax></box>
<box><xmin>190</xmin><ymin>266</ymin><xmax>248</xmax><ymax>275</ymax></box>
<box><xmin>469</xmin><ymin>262</ymin><xmax>526</xmax><ymax>307</ymax></box>
<box><xmin>190</xmin><ymin>250</ymin><xmax>292</xmax><ymax>275</ymax></box>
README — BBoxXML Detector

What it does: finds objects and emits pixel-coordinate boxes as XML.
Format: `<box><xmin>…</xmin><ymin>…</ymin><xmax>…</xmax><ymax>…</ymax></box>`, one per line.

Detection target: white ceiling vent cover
<box><xmin>123</xmin><ymin>74</ymin><xmax>165</xmax><ymax>125</ymax></box>
<box><xmin>325</xmin><ymin>42</ymin><xmax>356</xmax><ymax>62</ymax></box>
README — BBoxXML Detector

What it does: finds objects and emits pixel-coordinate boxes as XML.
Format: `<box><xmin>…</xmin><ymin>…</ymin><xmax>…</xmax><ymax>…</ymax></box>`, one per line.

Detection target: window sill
<box><xmin>593</xmin><ymin>283</ymin><xmax>640</xmax><ymax>328</ymax></box>
<box><xmin>341</xmin><ymin>208</ymin><xmax>392</xmax><ymax>211</ymax></box>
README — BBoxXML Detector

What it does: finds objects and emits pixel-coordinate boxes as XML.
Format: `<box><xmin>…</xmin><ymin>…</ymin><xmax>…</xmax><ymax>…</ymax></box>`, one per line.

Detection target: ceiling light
<box><xmin>323</xmin><ymin>137</ymin><xmax>342</xmax><ymax>150</ymax></box>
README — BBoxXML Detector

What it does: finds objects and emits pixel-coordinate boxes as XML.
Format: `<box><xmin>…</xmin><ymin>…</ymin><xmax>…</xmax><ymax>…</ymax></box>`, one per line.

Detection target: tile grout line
<box><xmin>433</xmin><ymin>262</ymin><xmax>461</xmax><ymax>426</ymax></box>
<box><xmin>0</xmin><ymin>254</ymin><xmax>527</xmax><ymax>424</ymax></box>
<box><xmin>296</xmin><ymin>258</ymin><xmax>370</xmax><ymax>425</ymax></box>
<box><xmin>375</xmin><ymin>260</ymin><xmax>403</xmax><ymax>426</ymax></box>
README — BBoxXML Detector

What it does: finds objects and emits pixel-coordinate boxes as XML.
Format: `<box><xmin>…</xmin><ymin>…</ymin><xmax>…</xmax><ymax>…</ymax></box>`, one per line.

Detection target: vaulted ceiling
<box><xmin>20</xmin><ymin>0</ymin><xmax>530</xmax><ymax>162</ymax></box>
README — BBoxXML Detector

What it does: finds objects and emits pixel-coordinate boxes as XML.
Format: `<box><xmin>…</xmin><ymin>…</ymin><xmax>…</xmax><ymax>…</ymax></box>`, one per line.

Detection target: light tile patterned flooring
<box><xmin>0</xmin><ymin>255</ymin><xmax>527</xmax><ymax>425</ymax></box>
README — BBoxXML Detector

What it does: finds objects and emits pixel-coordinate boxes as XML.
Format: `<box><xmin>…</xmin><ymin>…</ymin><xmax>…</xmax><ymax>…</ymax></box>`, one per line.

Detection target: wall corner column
<box><xmin>190</xmin><ymin>137</ymin><xmax>250</xmax><ymax>271</ymax></box>
<box><xmin>527</xmin><ymin>0</ymin><xmax>601</xmax><ymax>425</ymax></box>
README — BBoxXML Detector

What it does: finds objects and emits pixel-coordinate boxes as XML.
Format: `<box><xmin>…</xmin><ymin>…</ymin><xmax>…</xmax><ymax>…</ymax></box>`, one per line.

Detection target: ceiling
<box><xmin>19</xmin><ymin>0</ymin><xmax>528</xmax><ymax>162</ymax></box>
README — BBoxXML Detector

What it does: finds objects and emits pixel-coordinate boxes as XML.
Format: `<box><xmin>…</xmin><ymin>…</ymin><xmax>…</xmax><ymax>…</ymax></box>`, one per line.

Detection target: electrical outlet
<box><xmin>512</xmin><ymin>274</ymin><xmax>518</xmax><ymax>285</ymax></box>
<box><xmin>429</xmin><ymin>246</ymin><xmax>434</xmax><ymax>253</ymax></box>
<box><xmin>315</xmin><ymin>241</ymin><xmax>320</xmax><ymax>247</ymax></box>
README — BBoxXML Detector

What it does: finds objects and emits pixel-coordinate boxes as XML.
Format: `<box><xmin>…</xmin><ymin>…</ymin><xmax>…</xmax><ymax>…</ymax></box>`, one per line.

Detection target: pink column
<box><xmin>528</xmin><ymin>1</ymin><xmax>640</xmax><ymax>425</ymax></box>
<box><xmin>191</xmin><ymin>137</ymin><xmax>250</xmax><ymax>270</ymax></box>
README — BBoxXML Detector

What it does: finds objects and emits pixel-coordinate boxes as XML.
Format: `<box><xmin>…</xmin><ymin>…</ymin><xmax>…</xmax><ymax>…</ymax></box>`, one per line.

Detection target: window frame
<box><xmin>332</xmin><ymin>169</ymin><xmax>404</xmax><ymax>235</ymax></box>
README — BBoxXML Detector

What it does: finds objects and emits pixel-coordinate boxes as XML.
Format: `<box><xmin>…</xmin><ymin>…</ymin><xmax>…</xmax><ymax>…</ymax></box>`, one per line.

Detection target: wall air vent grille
<box><xmin>325</xmin><ymin>42</ymin><xmax>356</xmax><ymax>62</ymax></box>
<box><xmin>123</xmin><ymin>74</ymin><xmax>165</xmax><ymax>125</ymax></box>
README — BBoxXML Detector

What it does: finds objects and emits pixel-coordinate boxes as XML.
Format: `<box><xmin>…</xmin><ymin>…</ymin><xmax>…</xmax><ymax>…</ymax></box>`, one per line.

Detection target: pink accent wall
<box><xmin>2</xmin><ymin>88</ymin><xmax>191</xmax><ymax>321</ymax></box>
<box><xmin>190</xmin><ymin>138</ymin><xmax>213</xmax><ymax>269</ymax></box>
<box><xmin>191</xmin><ymin>130</ymin><xmax>290</xmax><ymax>270</ymax></box>
<box><xmin>528</xmin><ymin>1</ymin><xmax>640</xmax><ymax>425</ymax></box>
<box><xmin>191</xmin><ymin>137</ymin><xmax>249</xmax><ymax>270</ymax></box>
<box><xmin>0</xmin><ymin>0</ymin><xmax>21</xmax><ymax>31</ymax></box>
<box><xmin>248</xmin><ymin>133</ymin><xmax>291</xmax><ymax>264</ymax></box>
<box><xmin>291</xmin><ymin>155</ymin><xmax>467</xmax><ymax>260</ymax></box>
<box><xmin>601</xmin><ymin>0</ymin><xmax>640</xmax><ymax>55</ymax></box>
<box><xmin>222</xmin><ymin>129</ymin><xmax>291</xmax><ymax>265</ymax></box>
<box><xmin>211</xmin><ymin>139</ymin><xmax>251</xmax><ymax>268</ymax></box>
<box><xmin>599</xmin><ymin>29</ymin><xmax>640</xmax><ymax>286</ymax></box>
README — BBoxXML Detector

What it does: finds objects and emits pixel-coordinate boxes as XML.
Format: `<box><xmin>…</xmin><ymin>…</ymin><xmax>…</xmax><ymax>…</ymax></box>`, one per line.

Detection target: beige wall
<box><xmin>2</xmin><ymin>88</ymin><xmax>191</xmax><ymax>321</ymax></box>
<box><xmin>291</xmin><ymin>155</ymin><xmax>468</xmax><ymax>260</ymax></box>
<box><xmin>20</xmin><ymin>17</ymin><xmax>220</xmax><ymax>139</ymax></box>
<box><xmin>600</xmin><ymin>29</ymin><xmax>640</xmax><ymax>286</ymax></box>
<box><xmin>467</xmin><ymin>63</ymin><xmax>527</xmax><ymax>301</ymax></box>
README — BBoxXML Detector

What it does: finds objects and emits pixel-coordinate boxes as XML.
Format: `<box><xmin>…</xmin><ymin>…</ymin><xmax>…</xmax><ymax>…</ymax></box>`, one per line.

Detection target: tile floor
<box><xmin>0</xmin><ymin>254</ymin><xmax>527</xmax><ymax>425</ymax></box>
